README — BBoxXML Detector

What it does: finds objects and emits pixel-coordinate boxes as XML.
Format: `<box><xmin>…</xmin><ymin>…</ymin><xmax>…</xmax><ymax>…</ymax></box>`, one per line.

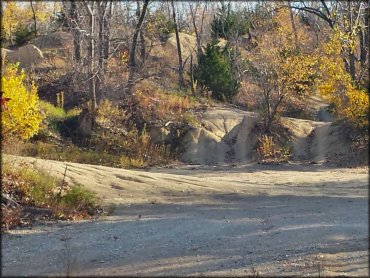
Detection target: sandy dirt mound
<box><xmin>2</xmin><ymin>155</ymin><xmax>368</xmax><ymax>276</ymax></box>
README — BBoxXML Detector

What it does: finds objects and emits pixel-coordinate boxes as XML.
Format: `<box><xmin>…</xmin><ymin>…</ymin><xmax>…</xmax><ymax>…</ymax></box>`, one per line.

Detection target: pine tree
<box><xmin>194</xmin><ymin>43</ymin><xmax>240</xmax><ymax>102</ymax></box>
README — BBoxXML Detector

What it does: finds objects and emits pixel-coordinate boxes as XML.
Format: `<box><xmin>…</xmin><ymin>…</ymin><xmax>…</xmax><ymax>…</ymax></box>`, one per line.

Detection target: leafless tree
<box><xmin>171</xmin><ymin>0</ymin><xmax>185</xmax><ymax>88</ymax></box>
<box><xmin>288</xmin><ymin>0</ymin><xmax>369</xmax><ymax>86</ymax></box>
<box><xmin>188</xmin><ymin>2</ymin><xmax>207</xmax><ymax>94</ymax></box>
<box><xmin>30</xmin><ymin>0</ymin><xmax>37</xmax><ymax>36</ymax></box>
<box><xmin>126</xmin><ymin>0</ymin><xmax>149</xmax><ymax>96</ymax></box>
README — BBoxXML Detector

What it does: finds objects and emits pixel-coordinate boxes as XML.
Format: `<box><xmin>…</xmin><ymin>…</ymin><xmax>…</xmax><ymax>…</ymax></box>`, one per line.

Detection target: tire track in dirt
<box><xmin>2</xmin><ymin>155</ymin><xmax>368</xmax><ymax>276</ymax></box>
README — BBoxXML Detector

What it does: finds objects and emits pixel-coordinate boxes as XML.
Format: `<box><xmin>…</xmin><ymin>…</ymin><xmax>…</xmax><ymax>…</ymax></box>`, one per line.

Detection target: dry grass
<box><xmin>256</xmin><ymin>135</ymin><xmax>291</xmax><ymax>164</ymax></box>
<box><xmin>127</xmin><ymin>81</ymin><xmax>205</xmax><ymax>132</ymax></box>
<box><xmin>1</xmin><ymin>159</ymin><xmax>100</xmax><ymax>232</ymax></box>
<box><xmin>9</xmin><ymin>98</ymin><xmax>173</xmax><ymax>169</ymax></box>
<box><xmin>234</xmin><ymin>81</ymin><xmax>261</xmax><ymax>110</ymax></box>
<box><xmin>132</xmin><ymin>85</ymin><xmax>194</xmax><ymax>122</ymax></box>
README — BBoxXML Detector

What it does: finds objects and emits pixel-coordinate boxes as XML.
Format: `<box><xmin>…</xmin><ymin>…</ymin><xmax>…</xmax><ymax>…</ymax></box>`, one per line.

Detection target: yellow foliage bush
<box><xmin>1</xmin><ymin>64</ymin><xmax>44</xmax><ymax>140</ymax></box>
<box><xmin>317</xmin><ymin>30</ymin><xmax>369</xmax><ymax>128</ymax></box>
<box><xmin>256</xmin><ymin>135</ymin><xmax>290</xmax><ymax>163</ymax></box>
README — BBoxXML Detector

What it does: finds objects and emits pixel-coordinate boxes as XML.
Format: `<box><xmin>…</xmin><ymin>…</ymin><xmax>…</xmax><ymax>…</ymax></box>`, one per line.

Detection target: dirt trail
<box><xmin>311</xmin><ymin>123</ymin><xmax>332</xmax><ymax>163</ymax></box>
<box><xmin>2</xmin><ymin>155</ymin><xmax>368</xmax><ymax>276</ymax></box>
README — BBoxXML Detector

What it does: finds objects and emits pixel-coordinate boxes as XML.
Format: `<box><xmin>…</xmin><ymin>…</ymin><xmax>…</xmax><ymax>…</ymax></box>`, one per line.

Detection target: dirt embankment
<box><xmin>175</xmin><ymin>106</ymin><xmax>356</xmax><ymax>165</ymax></box>
<box><xmin>2</xmin><ymin>155</ymin><xmax>368</xmax><ymax>276</ymax></box>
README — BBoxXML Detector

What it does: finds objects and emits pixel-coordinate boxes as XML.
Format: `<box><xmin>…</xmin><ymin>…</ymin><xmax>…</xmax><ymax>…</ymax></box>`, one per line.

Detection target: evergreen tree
<box><xmin>211</xmin><ymin>3</ymin><xmax>249</xmax><ymax>41</ymax></box>
<box><xmin>194</xmin><ymin>43</ymin><xmax>240</xmax><ymax>102</ymax></box>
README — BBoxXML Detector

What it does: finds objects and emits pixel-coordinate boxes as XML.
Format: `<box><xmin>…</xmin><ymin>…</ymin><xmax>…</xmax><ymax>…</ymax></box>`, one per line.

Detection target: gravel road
<box><xmin>2</xmin><ymin>156</ymin><xmax>368</xmax><ymax>276</ymax></box>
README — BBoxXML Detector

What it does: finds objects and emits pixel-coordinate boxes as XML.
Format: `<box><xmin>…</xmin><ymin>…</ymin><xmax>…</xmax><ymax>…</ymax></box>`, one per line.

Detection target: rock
<box><xmin>151</xmin><ymin>32</ymin><xmax>197</xmax><ymax>62</ymax></box>
<box><xmin>308</xmin><ymin>123</ymin><xmax>351</xmax><ymax>163</ymax></box>
<box><xmin>1</xmin><ymin>48</ymin><xmax>14</xmax><ymax>66</ymax></box>
<box><xmin>166</xmin><ymin>32</ymin><xmax>197</xmax><ymax>58</ymax></box>
<box><xmin>30</xmin><ymin>32</ymin><xmax>73</xmax><ymax>54</ymax></box>
<box><xmin>4</xmin><ymin>44</ymin><xmax>44</xmax><ymax>68</ymax></box>
<box><xmin>77</xmin><ymin>109</ymin><xmax>95</xmax><ymax>137</ymax></box>
<box><xmin>180</xmin><ymin>109</ymin><xmax>258</xmax><ymax>164</ymax></box>
<box><xmin>148</xmin><ymin>126</ymin><xmax>170</xmax><ymax>144</ymax></box>
<box><xmin>281</xmin><ymin>117</ymin><xmax>353</xmax><ymax>163</ymax></box>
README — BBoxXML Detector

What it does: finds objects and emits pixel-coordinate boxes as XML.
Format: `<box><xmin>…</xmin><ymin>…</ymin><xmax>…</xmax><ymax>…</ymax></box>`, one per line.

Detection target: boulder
<box><xmin>281</xmin><ymin>117</ymin><xmax>352</xmax><ymax>163</ymax></box>
<box><xmin>1</xmin><ymin>48</ymin><xmax>14</xmax><ymax>66</ymax></box>
<box><xmin>151</xmin><ymin>32</ymin><xmax>197</xmax><ymax>62</ymax></box>
<box><xmin>30</xmin><ymin>32</ymin><xmax>73</xmax><ymax>52</ymax></box>
<box><xmin>5</xmin><ymin>44</ymin><xmax>44</xmax><ymax>68</ymax></box>
<box><xmin>180</xmin><ymin>108</ymin><xmax>258</xmax><ymax>164</ymax></box>
<box><xmin>308</xmin><ymin>123</ymin><xmax>351</xmax><ymax>163</ymax></box>
<box><xmin>77</xmin><ymin>109</ymin><xmax>94</xmax><ymax>137</ymax></box>
<box><xmin>149</xmin><ymin>126</ymin><xmax>171</xmax><ymax>144</ymax></box>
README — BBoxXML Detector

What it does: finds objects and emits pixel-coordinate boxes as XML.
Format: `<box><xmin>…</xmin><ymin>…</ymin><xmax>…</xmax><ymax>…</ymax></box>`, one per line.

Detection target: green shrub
<box><xmin>194</xmin><ymin>43</ymin><xmax>240</xmax><ymax>102</ymax></box>
<box><xmin>2</xmin><ymin>159</ymin><xmax>100</xmax><ymax>229</ymax></box>
<box><xmin>40</xmin><ymin>101</ymin><xmax>81</xmax><ymax>122</ymax></box>
<box><xmin>38</xmin><ymin>101</ymin><xmax>81</xmax><ymax>136</ymax></box>
<box><xmin>60</xmin><ymin>186</ymin><xmax>97</xmax><ymax>214</ymax></box>
<box><xmin>40</xmin><ymin>101</ymin><xmax>67</xmax><ymax>121</ymax></box>
<box><xmin>18</xmin><ymin>167</ymin><xmax>57</xmax><ymax>207</ymax></box>
<box><xmin>14</xmin><ymin>24</ymin><xmax>34</xmax><ymax>45</ymax></box>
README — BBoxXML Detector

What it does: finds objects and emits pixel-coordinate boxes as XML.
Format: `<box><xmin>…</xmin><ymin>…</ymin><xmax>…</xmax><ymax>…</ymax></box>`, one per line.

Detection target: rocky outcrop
<box><xmin>307</xmin><ymin>123</ymin><xmax>351</xmax><ymax>163</ymax></box>
<box><xmin>157</xmin><ymin>106</ymin><xmax>354</xmax><ymax>165</ymax></box>
<box><xmin>151</xmin><ymin>33</ymin><xmax>229</xmax><ymax>64</ymax></box>
<box><xmin>30</xmin><ymin>32</ymin><xmax>73</xmax><ymax>50</ymax></box>
<box><xmin>145</xmin><ymin>104</ymin><xmax>354</xmax><ymax>165</ymax></box>
<box><xmin>180</xmin><ymin>108</ymin><xmax>259</xmax><ymax>164</ymax></box>
<box><xmin>3</xmin><ymin>44</ymin><xmax>44</xmax><ymax>68</ymax></box>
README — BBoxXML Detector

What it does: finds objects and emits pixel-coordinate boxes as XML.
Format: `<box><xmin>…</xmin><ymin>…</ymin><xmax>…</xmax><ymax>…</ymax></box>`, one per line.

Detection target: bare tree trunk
<box><xmin>126</xmin><ymin>0</ymin><xmax>149</xmax><ymax>96</ymax></box>
<box><xmin>189</xmin><ymin>3</ymin><xmax>206</xmax><ymax>61</ymax></box>
<box><xmin>97</xmin><ymin>1</ymin><xmax>110</xmax><ymax>71</ymax></box>
<box><xmin>287</xmin><ymin>1</ymin><xmax>298</xmax><ymax>48</ymax></box>
<box><xmin>139</xmin><ymin>30</ymin><xmax>146</xmax><ymax>65</ymax></box>
<box><xmin>189</xmin><ymin>3</ymin><xmax>206</xmax><ymax>95</ymax></box>
<box><xmin>358</xmin><ymin>5</ymin><xmax>368</xmax><ymax>83</ymax></box>
<box><xmin>190</xmin><ymin>54</ymin><xmax>195</xmax><ymax>95</ymax></box>
<box><xmin>136</xmin><ymin>0</ymin><xmax>146</xmax><ymax>66</ymax></box>
<box><xmin>104</xmin><ymin>2</ymin><xmax>113</xmax><ymax>62</ymax></box>
<box><xmin>70</xmin><ymin>0</ymin><xmax>81</xmax><ymax>62</ymax></box>
<box><xmin>349</xmin><ymin>51</ymin><xmax>356</xmax><ymax>81</ymax></box>
<box><xmin>30</xmin><ymin>0</ymin><xmax>37</xmax><ymax>36</ymax></box>
<box><xmin>359</xmin><ymin>28</ymin><xmax>367</xmax><ymax>70</ymax></box>
<box><xmin>97</xmin><ymin>3</ymin><xmax>104</xmax><ymax>71</ymax></box>
<box><xmin>171</xmin><ymin>0</ymin><xmax>185</xmax><ymax>88</ymax></box>
<box><xmin>96</xmin><ymin>1</ymin><xmax>107</xmax><ymax>98</ymax></box>
<box><xmin>347</xmin><ymin>0</ymin><xmax>356</xmax><ymax>81</ymax></box>
<box><xmin>84</xmin><ymin>1</ymin><xmax>97</xmax><ymax>110</ymax></box>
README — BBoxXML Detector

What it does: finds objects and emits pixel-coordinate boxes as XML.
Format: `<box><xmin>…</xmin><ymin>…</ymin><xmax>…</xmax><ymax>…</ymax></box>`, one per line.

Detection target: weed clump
<box><xmin>1</xmin><ymin>159</ymin><xmax>100</xmax><ymax>231</ymax></box>
<box><xmin>256</xmin><ymin>135</ymin><xmax>291</xmax><ymax>164</ymax></box>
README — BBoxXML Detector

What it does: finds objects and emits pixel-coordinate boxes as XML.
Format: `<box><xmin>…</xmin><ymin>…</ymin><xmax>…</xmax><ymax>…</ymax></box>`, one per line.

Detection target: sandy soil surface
<box><xmin>2</xmin><ymin>155</ymin><xmax>368</xmax><ymax>276</ymax></box>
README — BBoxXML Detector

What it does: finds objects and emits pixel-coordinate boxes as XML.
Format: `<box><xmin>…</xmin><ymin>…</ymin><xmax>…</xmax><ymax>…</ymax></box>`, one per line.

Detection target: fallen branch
<box><xmin>1</xmin><ymin>193</ymin><xmax>20</xmax><ymax>208</ymax></box>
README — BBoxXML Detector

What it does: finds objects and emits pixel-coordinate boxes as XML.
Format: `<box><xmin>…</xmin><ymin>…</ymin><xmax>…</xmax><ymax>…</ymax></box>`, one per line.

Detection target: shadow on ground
<box><xmin>2</xmin><ymin>177</ymin><xmax>368</xmax><ymax>276</ymax></box>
